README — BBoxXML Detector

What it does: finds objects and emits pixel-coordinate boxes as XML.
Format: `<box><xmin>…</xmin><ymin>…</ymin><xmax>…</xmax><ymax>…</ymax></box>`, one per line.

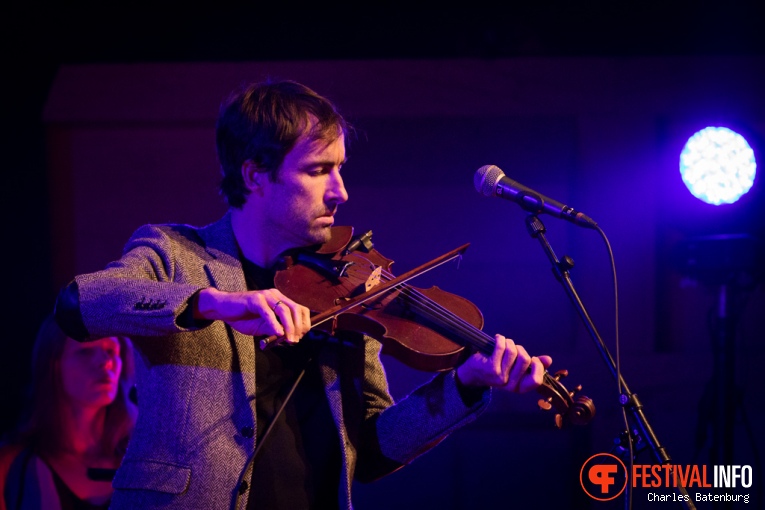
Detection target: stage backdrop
<box><xmin>39</xmin><ymin>58</ymin><xmax>765</xmax><ymax>509</ymax></box>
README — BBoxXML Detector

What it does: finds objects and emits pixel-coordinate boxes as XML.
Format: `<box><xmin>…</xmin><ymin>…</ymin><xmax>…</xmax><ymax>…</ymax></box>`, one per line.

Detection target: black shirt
<box><xmin>242</xmin><ymin>258</ymin><xmax>342</xmax><ymax>510</ymax></box>
<box><xmin>49</xmin><ymin>466</ymin><xmax>111</xmax><ymax>510</ymax></box>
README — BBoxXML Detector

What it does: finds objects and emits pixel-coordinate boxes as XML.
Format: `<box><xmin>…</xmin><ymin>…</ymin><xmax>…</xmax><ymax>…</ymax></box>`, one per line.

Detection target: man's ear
<box><xmin>242</xmin><ymin>160</ymin><xmax>265</xmax><ymax>191</ymax></box>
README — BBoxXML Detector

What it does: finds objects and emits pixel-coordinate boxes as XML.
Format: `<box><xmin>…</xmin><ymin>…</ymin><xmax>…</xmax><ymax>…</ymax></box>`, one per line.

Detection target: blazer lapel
<box><xmin>198</xmin><ymin>213</ymin><xmax>256</xmax><ymax>395</ymax></box>
<box><xmin>318</xmin><ymin>349</ymin><xmax>354</xmax><ymax>506</ymax></box>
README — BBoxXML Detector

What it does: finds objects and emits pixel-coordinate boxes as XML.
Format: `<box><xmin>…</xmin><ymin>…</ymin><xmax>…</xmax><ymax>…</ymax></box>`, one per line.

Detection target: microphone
<box><xmin>474</xmin><ymin>164</ymin><xmax>597</xmax><ymax>229</ymax></box>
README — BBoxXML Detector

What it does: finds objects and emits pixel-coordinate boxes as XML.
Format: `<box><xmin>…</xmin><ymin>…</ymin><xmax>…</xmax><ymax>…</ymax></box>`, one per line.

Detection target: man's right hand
<box><xmin>194</xmin><ymin>287</ymin><xmax>311</xmax><ymax>345</ymax></box>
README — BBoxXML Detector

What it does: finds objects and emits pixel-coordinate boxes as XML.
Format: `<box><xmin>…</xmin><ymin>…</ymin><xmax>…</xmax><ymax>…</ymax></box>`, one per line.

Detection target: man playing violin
<box><xmin>55</xmin><ymin>79</ymin><xmax>552</xmax><ymax>510</ymax></box>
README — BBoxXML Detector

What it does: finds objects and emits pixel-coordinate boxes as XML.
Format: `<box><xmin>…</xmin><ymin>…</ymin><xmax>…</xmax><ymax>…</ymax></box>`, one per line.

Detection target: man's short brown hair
<box><xmin>216</xmin><ymin>79</ymin><xmax>350</xmax><ymax>208</ymax></box>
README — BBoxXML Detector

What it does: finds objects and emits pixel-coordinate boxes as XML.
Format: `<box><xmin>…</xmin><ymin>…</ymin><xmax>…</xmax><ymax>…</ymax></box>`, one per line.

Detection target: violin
<box><xmin>265</xmin><ymin>226</ymin><xmax>595</xmax><ymax>429</ymax></box>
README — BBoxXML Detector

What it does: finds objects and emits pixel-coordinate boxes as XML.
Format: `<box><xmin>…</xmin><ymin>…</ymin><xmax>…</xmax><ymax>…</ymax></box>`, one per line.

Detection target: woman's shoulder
<box><xmin>0</xmin><ymin>442</ymin><xmax>26</xmax><ymax>510</ymax></box>
<box><xmin>0</xmin><ymin>442</ymin><xmax>27</xmax><ymax>490</ymax></box>
<box><xmin>0</xmin><ymin>442</ymin><xmax>25</xmax><ymax>466</ymax></box>
<box><xmin>0</xmin><ymin>445</ymin><xmax>61</xmax><ymax>510</ymax></box>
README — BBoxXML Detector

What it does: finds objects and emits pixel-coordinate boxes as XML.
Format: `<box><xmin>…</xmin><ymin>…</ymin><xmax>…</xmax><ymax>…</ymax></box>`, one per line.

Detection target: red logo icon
<box><xmin>580</xmin><ymin>453</ymin><xmax>628</xmax><ymax>501</ymax></box>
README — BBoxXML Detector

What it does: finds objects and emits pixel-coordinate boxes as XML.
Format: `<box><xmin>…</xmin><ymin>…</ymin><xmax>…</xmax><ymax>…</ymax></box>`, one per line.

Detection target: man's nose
<box><xmin>327</xmin><ymin>169</ymin><xmax>348</xmax><ymax>204</ymax></box>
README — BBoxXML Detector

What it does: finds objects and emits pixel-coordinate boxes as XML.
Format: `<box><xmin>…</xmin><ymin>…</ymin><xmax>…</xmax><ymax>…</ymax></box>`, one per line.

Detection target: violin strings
<box><xmin>375</xmin><ymin>270</ymin><xmax>469</xmax><ymax>329</ymax></box>
<box><xmin>402</xmin><ymin>287</ymin><xmax>490</xmax><ymax>348</ymax></box>
<box><xmin>371</xmin><ymin>271</ymin><xmax>559</xmax><ymax>398</ymax></box>
<box><xmin>377</xmin><ymin>270</ymin><xmax>495</xmax><ymax>355</ymax></box>
<box><xmin>377</xmin><ymin>275</ymin><xmax>559</xmax><ymax>391</ymax></box>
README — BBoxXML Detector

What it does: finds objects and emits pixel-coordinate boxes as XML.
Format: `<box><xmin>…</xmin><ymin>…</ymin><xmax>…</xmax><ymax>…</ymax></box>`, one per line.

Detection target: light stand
<box><xmin>711</xmin><ymin>282</ymin><xmax>736</xmax><ymax>467</ymax></box>
<box><xmin>674</xmin><ymin>234</ymin><xmax>762</xmax><ymax>471</ymax></box>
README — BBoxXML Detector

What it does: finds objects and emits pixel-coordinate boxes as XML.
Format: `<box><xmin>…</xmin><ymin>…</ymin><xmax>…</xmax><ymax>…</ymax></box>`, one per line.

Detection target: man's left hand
<box><xmin>455</xmin><ymin>334</ymin><xmax>552</xmax><ymax>393</ymax></box>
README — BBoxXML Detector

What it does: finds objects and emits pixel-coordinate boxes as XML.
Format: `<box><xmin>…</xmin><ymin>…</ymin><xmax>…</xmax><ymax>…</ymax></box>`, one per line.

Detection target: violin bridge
<box><xmin>364</xmin><ymin>266</ymin><xmax>382</xmax><ymax>292</ymax></box>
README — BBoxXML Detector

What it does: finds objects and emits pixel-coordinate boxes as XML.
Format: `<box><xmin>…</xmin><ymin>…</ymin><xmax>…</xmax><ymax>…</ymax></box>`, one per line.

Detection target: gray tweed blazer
<box><xmin>72</xmin><ymin>213</ymin><xmax>489</xmax><ymax>510</ymax></box>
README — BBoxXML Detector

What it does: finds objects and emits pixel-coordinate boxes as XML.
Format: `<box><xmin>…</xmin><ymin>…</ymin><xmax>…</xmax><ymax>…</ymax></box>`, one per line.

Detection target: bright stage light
<box><xmin>679</xmin><ymin>127</ymin><xmax>756</xmax><ymax>205</ymax></box>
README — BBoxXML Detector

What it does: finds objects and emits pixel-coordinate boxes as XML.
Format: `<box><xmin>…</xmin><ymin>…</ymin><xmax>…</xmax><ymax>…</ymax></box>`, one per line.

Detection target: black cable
<box><xmin>594</xmin><ymin>225</ymin><xmax>632</xmax><ymax>510</ymax></box>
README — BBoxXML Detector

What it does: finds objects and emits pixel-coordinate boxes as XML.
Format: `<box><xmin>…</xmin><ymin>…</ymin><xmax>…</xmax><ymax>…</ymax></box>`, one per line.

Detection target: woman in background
<box><xmin>0</xmin><ymin>314</ymin><xmax>137</xmax><ymax>510</ymax></box>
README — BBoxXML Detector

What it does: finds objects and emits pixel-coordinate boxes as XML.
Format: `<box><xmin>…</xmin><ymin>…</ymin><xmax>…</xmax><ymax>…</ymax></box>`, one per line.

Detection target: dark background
<box><xmin>3</xmin><ymin>3</ymin><xmax>765</xmax><ymax>509</ymax></box>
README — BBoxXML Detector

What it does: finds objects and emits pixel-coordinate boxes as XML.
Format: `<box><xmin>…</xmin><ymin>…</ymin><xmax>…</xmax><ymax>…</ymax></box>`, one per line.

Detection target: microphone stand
<box><xmin>524</xmin><ymin>214</ymin><xmax>695</xmax><ymax>509</ymax></box>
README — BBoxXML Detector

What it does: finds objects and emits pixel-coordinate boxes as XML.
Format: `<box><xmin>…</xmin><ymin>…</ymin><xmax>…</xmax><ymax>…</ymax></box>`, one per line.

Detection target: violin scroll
<box><xmin>536</xmin><ymin>369</ymin><xmax>595</xmax><ymax>429</ymax></box>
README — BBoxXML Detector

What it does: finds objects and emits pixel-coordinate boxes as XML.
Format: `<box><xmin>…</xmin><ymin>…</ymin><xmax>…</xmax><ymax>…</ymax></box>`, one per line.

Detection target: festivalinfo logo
<box><xmin>580</xmin><ymin>453</ymin><xmax>753</xmax><ymax>505</ymax></box>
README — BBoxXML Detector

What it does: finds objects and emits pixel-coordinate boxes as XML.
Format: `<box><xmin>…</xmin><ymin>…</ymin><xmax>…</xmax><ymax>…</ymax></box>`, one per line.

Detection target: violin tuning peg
<box><xmin>575</xmin><ymin>384</ymin><xmax>582</xmax><ymax>392</ymax></box>
<box><xmin>538</xmin><ymin>398</ymin><xmax>553</xmax><ymax>411</ymax></box>
<box><xmin>555</xmin><ymin>414</ymin><xmax>563</xmax><ymax>429</ymax></box>
<box><xmin>552</xmin><ymin>369</ymin><xmax>569</xmax><ymax>381</ymax></box>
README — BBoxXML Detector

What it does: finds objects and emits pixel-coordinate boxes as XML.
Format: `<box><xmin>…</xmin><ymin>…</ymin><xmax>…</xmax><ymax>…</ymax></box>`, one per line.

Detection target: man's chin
<box><xmin>306</xmin><ymin>225</ymin><xmax>333</xmax><ymax>246</ymax></box>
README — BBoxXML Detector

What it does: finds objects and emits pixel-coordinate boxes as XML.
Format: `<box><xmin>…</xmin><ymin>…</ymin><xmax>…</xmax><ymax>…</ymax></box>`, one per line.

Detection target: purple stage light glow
<box><xmin>679</xmin><ymin>127</ymin><xmax>756</xmax><ymax>205</ymax></box>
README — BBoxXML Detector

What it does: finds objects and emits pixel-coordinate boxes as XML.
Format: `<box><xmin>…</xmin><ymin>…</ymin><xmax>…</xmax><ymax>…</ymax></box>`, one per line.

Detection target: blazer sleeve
<box><xmin>56</xmin><ymin>224</ymin><xmax>211</xmax><ymax>340</ymax></box>
<box><xmin>354</xmin><ymin>337</ymin><xmax>490</xmax><ymax>482</ymax></box>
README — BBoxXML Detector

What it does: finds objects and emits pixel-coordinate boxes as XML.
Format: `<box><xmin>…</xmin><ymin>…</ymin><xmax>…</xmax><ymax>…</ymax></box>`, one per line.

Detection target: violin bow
<box><xmin>259</xmin><ymin>243</ymin><xmax>470</xmax><ymax>350</ymax></box>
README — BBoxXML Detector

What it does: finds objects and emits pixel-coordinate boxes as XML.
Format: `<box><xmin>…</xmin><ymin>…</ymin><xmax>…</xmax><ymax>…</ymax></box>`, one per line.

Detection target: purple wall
<box><xmin>41</xmin><ymin>59</ymin><xmax>765</xmax><ymax>508</ymax></box>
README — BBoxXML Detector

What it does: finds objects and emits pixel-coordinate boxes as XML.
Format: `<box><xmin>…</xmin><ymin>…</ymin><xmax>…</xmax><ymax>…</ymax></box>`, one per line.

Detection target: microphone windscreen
<box><xmin>474</xmin><ymin>165</ymin><xmax>505</xmax><ymax>196</ymax></box>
